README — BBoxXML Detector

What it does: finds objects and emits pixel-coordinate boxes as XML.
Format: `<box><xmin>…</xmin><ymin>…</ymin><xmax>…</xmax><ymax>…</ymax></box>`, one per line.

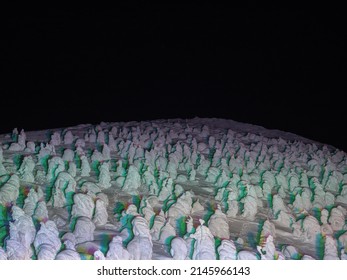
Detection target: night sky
<box><xmin>2</xmin><ymin>7</ymin><xmax>346</xmax><ymax>151</ymax></box>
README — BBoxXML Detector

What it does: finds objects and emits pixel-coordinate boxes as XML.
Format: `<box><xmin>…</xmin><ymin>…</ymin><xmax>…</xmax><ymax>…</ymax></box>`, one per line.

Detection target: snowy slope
<box><xmin>0</xmin><ymin>118</ymin><xmax>346</xmax><ymax>260</ymax></box>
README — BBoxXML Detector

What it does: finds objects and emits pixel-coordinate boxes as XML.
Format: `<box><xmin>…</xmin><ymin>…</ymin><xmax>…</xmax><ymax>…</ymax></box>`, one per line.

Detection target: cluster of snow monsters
<box><xmin>0</xmin><ymin>119</ymin><xmax>347</xmax><ymax>260</ymax></box>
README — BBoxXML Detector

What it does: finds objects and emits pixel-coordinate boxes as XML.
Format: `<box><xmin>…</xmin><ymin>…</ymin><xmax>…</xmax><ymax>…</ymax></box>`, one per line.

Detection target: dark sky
<box><xmin>1</xmin><ymin>7</ymin><xmax>347</xmax><ymax>151</ymax></box>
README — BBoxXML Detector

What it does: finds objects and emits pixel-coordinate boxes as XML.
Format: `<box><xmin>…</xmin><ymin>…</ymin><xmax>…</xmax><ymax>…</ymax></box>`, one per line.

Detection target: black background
<box><xmin>1</xmin><ymin>7</ymin><xmax>346</xmax><ymax>151</ymax></box>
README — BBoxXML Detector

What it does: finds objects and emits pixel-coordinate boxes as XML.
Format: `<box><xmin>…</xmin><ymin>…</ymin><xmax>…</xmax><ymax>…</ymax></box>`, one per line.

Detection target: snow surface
<box><xmin>0</xmin><ymin>118</ymin><xmax>346</xmax><ymax>260</ymax></box>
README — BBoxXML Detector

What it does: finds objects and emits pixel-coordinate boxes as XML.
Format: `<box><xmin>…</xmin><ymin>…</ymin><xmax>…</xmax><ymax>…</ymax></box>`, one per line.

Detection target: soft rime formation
<box><xmin>18</xmin><ymin>156</ymin><xmax>35</xmax><ymax>183</ymax></box>
<box><xmin>190</xmin><ymin>219</ymin><xmax>216</xmax><ymax>260</ymax></box>
<box><xmin>5</xmin><ymin>206</ymin><xmax>36</xmax><ymax>260</ymax></box>
<box><xmin>0</xmin><ymin>118</ymin><xmax>347</xmax><ymax>259</ymax></box>
<box><xmin>106</xmin><ymin>236</ymin><xmax>131</xmax><ymax>260</ymax></box>
<box><xmin>127</xmin><ymin>216</ymin><xmax>153</xmax><ymax>260</ymax></box>
<box><xmin>208</xmin><ymin>205</ymin><xmax>230</xmax><ymax>239</ymax></box>
<box><xmin>0</xmin><ymin>174</ymin><xmax>20</xmax><ymax>205</ymax></box>
<box><xmin>73</xmin><ymin>216</ymin><xmax>95</xmax><ymax>244</ymax></box>
<box><xmin>170</xmin><ymin>237</ymin><xmax>188</xmax><ymax>259</ymax></box>
<box><xmin>218</xmin><ymin>239</ymin><xmax>237</xmax><ymax>260</ymax></box>
<box><xmin>34</xmin><ymin>220</ymin><xmax>61</xmax><ymax>260</ymax></box>
<box><xmin>48</xmin><ymin>171</ymin><xmax>76</xmax><ymax>207</ymax></box>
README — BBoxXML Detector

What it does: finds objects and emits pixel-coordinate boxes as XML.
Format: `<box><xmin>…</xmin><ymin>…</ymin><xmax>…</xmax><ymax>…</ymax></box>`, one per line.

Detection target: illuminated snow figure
<box><xmin>320</xmin><ymin>209</ymin><xmax>334</xmax><ymax>235</ymax></box>
<box><xmin>9</xmin><ymin>129</ymin><xmax>26</xmax><ymax>151</ymax></box>
<box><xmin>257</xmin><ymin>235</ymin><xmax>277</xmax><ymax>260</ymax></box>
<box><xmin>91</xmin><ymin>149</ymin><xmax>103</xmax><ymax>162</ymax></box>
<box><xmin>8</xmin><ymin>206</ymin><xmax>36</xmax><ymax>257</ymax></box>
<box><xmin>226</xmin><ymin>185</ymin><xmax>239</xmax><ymax>218</ymax></box>
<box><xmin>127</xmin><ymin>216</ymin><xmax>153</xmax><ymax>260</ymax></box>
<box><xmin>5</xmin><ymin>225</ymin><xmax>32</xmax><ymax>260</ymax></box>
<box><xmin>48</xmin><ymin>171</ymin><xmax>76</xmax><ymax>208</ymax></box>
<box><xmin>46</xmin><ymin>156</ymin><xmax>65</xmax><ymax>182</ymax></box>
<box><xmin>292</xmin><ymin>189</ymin><xmax>312</xmax><ymax>213</ymax></box>
<box><xmin>272</xmin><ymin>194</ymin><xmax>296</xmax><ymax>228</ymax></box>
<box><xmin>272</xmin><ymin>194</ymin><xmax>289</xmax><ymax>214</ymax></box>
<box><xmin>23</xmin><ymin>188</ymin><xmax>39</xmax><ymax>216</ymax></box>
<box><xmin>323</xmin><ymin>235</ymin><xmax>339</xmax><ymax>260</ymax></box>
<box><xmin>144</xmin><ymin>174</ymin><xmax>159</xmax><ymax>196</ymax></box>
<box><xmin>275</xmin><ymin>173</ymin><xmax>288</xmax><ymax>199</ymax></box>
<box><xmin>115</xmin><ymin>159</ymin><xmax>126</xmax><ymax>177</ymax></box>
<box><xmin>191</xmin><ymin>219</ymin><xmax>216</xmax><ymax>260</ymax></box>
<box><xmin>302</xmin><ymin>215</ymin><xmax>321</xmax><ymax>242</ymax></box>
<box><xmin>67</xmin><ymin>161</ymin><xmax>77</xmax><ymax>177</ymax></box>
<box><xmin>208</xmin><ymin>205</ymin><xmax>230</xmax><ymax>239</ymax></box>
<box><xmin>24</xmin><ymin>141</ymin><xmax>36</xmax><ymax>153</ymax></box>
<box><xmin>107</xmin><ymin>132</ymin><xmax>116</xmax><ymax>151</ymax></box>
<box><xmin>158</xmin><ymin>177</ymin><xmax>174</xmax><ymax>201</ymax></box>
<box><xmin>150</xmin><ymin>210</ymin><xmax>166</xmax><ymax>241</ymax></box>
<box><xmin>73</xmin><ymin>216</ymin><xmax>96</xmax><ymax>244</ymax></box>
<box><xmin>38</xmin><ymin>143</ymin><xmax>56</xmax><ymax>160</ymax></box>
<box><xmin>86</xmin><ymin>128</ymin><xmax>96</xmax><ymax>143</ymax></box>
<box><xmin>102</xmin><ymin>144</ymin><xmax>111</xmax><ymax>161</ymax></box>
<box><xmin>93</xmin><ymin>198</ymin><xmax>108</xmax><ymax>226</ymax></box>
<box><xmin>301</xmin><ymin>188</ymin><xmax>313</xmax><ymax>211</ymax></box>
<box><xmin>55</xmin><ymin>240</ymin><xmax>81</xmax><ymax>260</ymax></box>
<box><xmin>311</xmin><ymin>178</ymin><xmax>335</xmax><ymax>208</ymax></box>
<box><xmin>328</xmin><ymin>206</ymin><xmax>346</xmax><ymax>231</ymax></box>
<box><xmin>0</xmin><ymin>246</ymin><xmax>7</xmax><ymax>260</ymax></box>
<box><xmin>34</xmin><ymin>220</ymin><xmax>61</xmax><ymax>260</ymax></box>
<box><xmin>122</xmin><ymin>165</ymin><xmax>141</xmax><ymax>195</ymax></box>
<box><xmin>217</xmin><ymin>239</ymin><xmax>237</xmax><ymax>260</ymax></box>
<box><xmin>62</xmin><ymin>148</ymin><xmax>74</xmax><ymax>162</ymax></box>
<box><xmin>106</xmin><ymin>236</ymin><xmax>131</xmax><ymax>260</ymax></box>
<box><xmin>18</xmin><ymin>155</ymin><xmax>35</xmax><ymax>183</ymax></box>
<box><xmin>140</xmin><ymin>199</ymin><xmax>155</xmax><ymax>224</ymax></box>
<box><xmin>50</xmin><ymin>132</ymin><xmax>61</xmax><ymax>146</ymax></box>
<box><xmin>80</xmin><ymin>155</ymin><xmax>91</xmax><ymax>177</ymax></box>
<box><xmin>159</xmin><ymin>218</ymin><xmax>176</xmax><ymax>244</ymax></box>
<box><xmin>261</xmin><ymin>219</ymin><xmax>276</xmax><ymax>239</ymax></box>
<box><xmin>71</xmin><ymin>193</ymin><xmax>95</xmax><ymax>219</ymax></box>
<box><xmin>241</xmin><ymin>184</ymin><xmax>258</xmax><ymax>221</ymax></box>
<box><xmin>0</xmin><ymin>174</ymin><xmax>20</xmax><ymax>205</ymax></box>
<box><xmin>324</xmin><ymin>171</ymin><xmax>340</xmax><ymax>193</ymax></box>
<box><xmin>75</xmin><ymin>138</ymin><xmax>85</xmax><ymax>154</ymax></box>
<box><xmin>261</xmin><ymin>171</ymin><xmax>276</xmax><ymax>199</ymax></box>
<box><xmin>63</xmin><ymin>130</ymin><xmax>74</xmax><ymax>145</ymax></box>
<box><xmin>170</xmin><ymin>237</ymin><xmax>189</xmax><ymax>260</ymax></box>
<box><xmin>167</xmin><ymin>158</ymin><xmax>178</xmax><ymax>179</ymax></box>
<box><xmin>167</xmin><ymin>191</ymin><xmax>193</xmax><ymax>224</ymax></box>
<box><xmin>98</xmin><ymin>161</ymin><xmax>112</xmax><ymax>189</ymax></box>
<box><xmin>191</xmin><ymin>199</ymin><xmax>204</xmax><ymax>214</ymax></box>
<box><xmin>197</xmin><ymin>156</ymin><xmax>211</xmax><ymax>176</ymax></box>
<box><xmin>33</xmin><ymin>201</ymin><xmax>49</xmax><ymax>222</ymax></box>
